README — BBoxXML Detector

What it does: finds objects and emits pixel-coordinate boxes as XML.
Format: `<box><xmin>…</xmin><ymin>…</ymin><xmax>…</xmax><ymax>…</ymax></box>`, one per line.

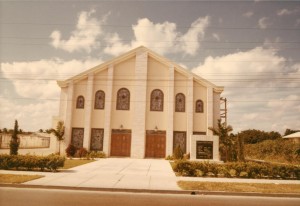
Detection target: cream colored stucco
<box><xmin>173</xmin><ymin>71</ymin><xmax>188</xmax><ymax>131</ymax></box>
<box><xmin>111</xmin><ymin>57</ymin><xmax>135</xmax><ymax>130</ymax></box>
<box><xmin>146</xmin><ymin>56</ymin><xmax>169</xmax><ymax>131</ymax></box>
<box><xmin>91</xmin><ymin>69</ymin><xmax>108</xmax><ymax>129</ymax></box>
<box><xmin>72</xmin><ymin>78</ymin><xmax>87</xmax><ymax>127</ymax></box>
<box><xmin>193</xmin><ymin>81</ymin><xmax>207</xmax><ymax>132</ymax></box>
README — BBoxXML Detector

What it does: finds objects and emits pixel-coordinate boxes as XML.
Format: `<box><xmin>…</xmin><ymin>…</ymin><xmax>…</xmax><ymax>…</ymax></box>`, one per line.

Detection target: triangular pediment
<box><xmin>57</xmin><ymin>46</ymin><xmax>223</xmax><ymax>92</ymax></box>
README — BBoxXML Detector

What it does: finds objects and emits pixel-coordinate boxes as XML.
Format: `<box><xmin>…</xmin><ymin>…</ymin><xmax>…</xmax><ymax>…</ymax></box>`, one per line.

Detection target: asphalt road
<box><xmin>0</xmin><ymin>187</ymin><xmax>299</xmax><ymax>206</ymax></box>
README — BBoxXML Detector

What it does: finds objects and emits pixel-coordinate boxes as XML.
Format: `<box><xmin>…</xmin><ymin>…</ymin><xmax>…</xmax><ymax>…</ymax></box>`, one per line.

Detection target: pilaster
<box><xmin>186</xmin><ymin>76</ymin><xmax>193</xmax><ymax>154</ymax></box>
<box><xmin>166</xmin><ymin>65</ymin><xmax>174</xmax><ymax>156</ymax></box>
<box><xmin>207</xmin><ymin>87</ymin><xmax>214</xmax><ymax>136</ymax></box>
<box><xmin>132</xmin><ymin>50</ymin><xmax>148</xmax><ymax>158</ymax></box>
<box><xmin>103</xmin><ymin>65</ymin><xmax>114</xmax><ymax>155</ymax></box>
<box><xmin>64</xmin><ymin>81</ymin><xmax>74</xmax><ymax>151</ymax></box>
<box><xmin>83</xmin><ymin>73</ymin><xmax>94</xmax><ymax>150</ymax></box>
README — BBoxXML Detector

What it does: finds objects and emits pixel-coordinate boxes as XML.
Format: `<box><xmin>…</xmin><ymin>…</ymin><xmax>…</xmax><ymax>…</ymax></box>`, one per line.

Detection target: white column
<box><xmin>64</xmin><ymin>82</ymin><xmax>74</xmax><ymax>152</ymax></box>
<box><xmin>132</xmin><ymin>50</ymin><xmax>148</xmax><ymax>158</ymax></box>
<box><xmin>103</xmin><ymin>65</ymin><xmax>114</xmax><ymax>155</ymax></box>
<box><xmin>83</xmin><ymin>73</ymin><xmax>94</xmax><ymax>150</ymax></box>
<box><xmin>166</xmin><ymin>65</ymin><xmax>174</xmax><ymax>156</ymax></box>
<box><xmin>186</xmin><ymin>76</ymin><xmax>193</xmax><ymax>154</ymax></box>
<box><xmin>207</xmin><ymin>87</ymin><xmax>214</xmax><ymax>136</ymax></box>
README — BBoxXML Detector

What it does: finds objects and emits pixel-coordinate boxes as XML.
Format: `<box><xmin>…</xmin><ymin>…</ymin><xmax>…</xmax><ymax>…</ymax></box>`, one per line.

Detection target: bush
<box><xmin>65</xmin><ymin>144</ymin><xmax>77</xmax><ymax>157</ymax></box>
<box><xmin>173</xmin><ymin>145</ymin><xmax>184</xmax><ymax>160</ymax></box>
<box><xmin>172</xmin><ymin>160</ymin><xmax>300</xmax><ymax>180</ymax></box>
<box><xmin>77</xmin><ymin>148</ymin><xmax>88</xmax><ymax>158</ymax></box>
<box><xmin>87</xmin><ymin>151</ymin><xmax>106</xmax><ymax>159</ymax></box>
<box><xmin>0</xmin><ymin>154</ymin><xmax>65</xmax><ymax>172</ymax></box>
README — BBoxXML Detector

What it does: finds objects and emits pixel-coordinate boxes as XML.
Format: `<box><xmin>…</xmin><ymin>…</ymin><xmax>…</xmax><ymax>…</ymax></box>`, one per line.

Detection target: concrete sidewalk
<box><xmin>0</xmin><ymin>158</ymin><xmax>299</xmax><ymax>192</ymax></box>
<box><xmin>21</xmin><ymin>158</ymin><xmax>180</xmax><ymax>190</ymax></box>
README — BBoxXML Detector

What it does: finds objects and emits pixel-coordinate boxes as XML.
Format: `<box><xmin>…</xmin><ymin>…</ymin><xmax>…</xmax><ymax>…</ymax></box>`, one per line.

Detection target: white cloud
<box><xmin>192</xmin><ymin>47</ymin><xmax>300</xmax><ymax>133</ymax></box>
<box><xmin>1</xmin><ymin>58</ymin><xmax>102</xmax><ymax>99</ymax></box>
<box><xmin>104</xmin><ymin>17</ymin><xmax>210</xmax><ymax>56</ymax></box>
<box><xmin>50</xmin><ymin>10</ymin><xmax>107</xmax><ymax>53</ymax></box>
<box><xmin>0</xmin><ymin>58</ymin><xmax>102</xmax><ymax>131</ymax></box>
<box><xmin>277</xmin><ymin>8</ymin><xmax>298</xmax><ymax>16</ymax></box>
<box><xmin>243</xmin><ymin>11</ymin><xmax>254</xmax><ymax>18</ymax></box>
<box><xmin>258</xmin><ymin>17</ymin><xmax>271</xmax><ymax>29</ymax></box>
<box><xmin>212</xmin><ymin>33</ymin><xmax>220</xmax><ymax>41</ymax></box>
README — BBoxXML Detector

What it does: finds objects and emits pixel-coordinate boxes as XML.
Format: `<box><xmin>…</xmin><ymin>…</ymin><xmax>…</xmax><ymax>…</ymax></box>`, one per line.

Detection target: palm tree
<box><xmin>50</xmin><ymin>121</ymin><xmax>65</xmax><ymax>155</ymax></box>
<box><xmin>209</xmin><ymin>119</ymin><xmax>234</xmax><ymax>162</ymax></box>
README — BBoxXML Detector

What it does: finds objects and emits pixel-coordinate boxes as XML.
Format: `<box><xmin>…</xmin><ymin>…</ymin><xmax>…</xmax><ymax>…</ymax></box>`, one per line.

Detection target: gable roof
<box><xmin>57</xmin><ymin>46</ymin><xmax>224</xmax><ymax>92</ymax></box>
<box><xmin>283</xmin><ymin>132</ymin><xmax>300</xmax><ymax>139</ymax></box>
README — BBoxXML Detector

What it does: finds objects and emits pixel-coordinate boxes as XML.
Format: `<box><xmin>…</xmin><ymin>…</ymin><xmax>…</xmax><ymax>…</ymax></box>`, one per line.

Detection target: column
<box><xmin>186</xmin><ymin>76</ymin><xmax>193</xmax><ymax>154</ymax></box>
<box><xmin>166</xmin><ymin>65</ymin><xmax>174</xmax><ymax>156</ymax></box>
<box><xmin>132</xmin><ymin>49</ymin><xmax>148</xmax><ymax>158</ymax></box>
<box><xmin>207</xmin><ymin>87</ymin><xmax>214</xmax><ymax>136</ymax></box>
<box><xmin>103</xmin><ymin>65</ymin><xmax>114</xmax><ymax>155</ymax></box>
<box><xmin>64</xmin><ymin>81</ymin><xmax>74</xmax><ymax>152</ymax></box>
<box><xmin>83</xmin><ymin>73</ymin><xmax>94</xmax><ymax>150</ymax></box>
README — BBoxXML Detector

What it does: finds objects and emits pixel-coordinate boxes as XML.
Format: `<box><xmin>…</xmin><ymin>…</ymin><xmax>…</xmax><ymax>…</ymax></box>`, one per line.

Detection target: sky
<box><xmin>0</xmin><ymin>0</ymin><xmax>300</xmax><ymax>134</ymax></box>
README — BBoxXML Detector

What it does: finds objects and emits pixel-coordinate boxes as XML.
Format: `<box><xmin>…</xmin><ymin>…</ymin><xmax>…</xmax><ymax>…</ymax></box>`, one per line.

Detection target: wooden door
<box><xmin>145</xmin><ymin>132</ymin><xmax>166</xmax><ymax>158</ymax></box>
<box><xmin>110</xmin><ymin>131</ymin><xmax>131</xmax><ymax>157</ymax></box>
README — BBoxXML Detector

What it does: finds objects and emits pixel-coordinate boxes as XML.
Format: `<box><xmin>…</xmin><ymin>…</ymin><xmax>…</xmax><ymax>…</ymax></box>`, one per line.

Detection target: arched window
<box><xmin>150</xmin><ymin>89</ymin><xmax>164</xmax><ymax>111</ymax></box>
<box><xmin>116</xmin><ymin>88</ymin><xmax>130</xmax><ymax>110</ymax></box>
<box><xmin>175</xmin><ymin>93</ymin><xmax>185</xmax><ymax>112</ymax></box>
<box><xmin>195</xmin><ymin>99</ymin><xmax>204</xmax><ymax>113</ymax></box>
<box><xmin>76</xmin><ymin>95</ymin><xmax>85</xmax><ymax>109</ymax></box>
<box><xmin>94</xmin><ymin>90</ymin><xmax>105</xmax><ymax>109</ymax></box>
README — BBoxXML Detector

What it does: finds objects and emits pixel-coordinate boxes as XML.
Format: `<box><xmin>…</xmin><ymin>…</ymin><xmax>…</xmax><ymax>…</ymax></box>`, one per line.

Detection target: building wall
<box><xmin>111</xmin><ymin>57</ymin><xmax>135</xmax><ymax>130</ymax></box>
<box><xmin>91</xmin><ymin>69</ymin><xmax>108</xmax><ymax>129</ymax></box>
<box><xmin>173</xmin><ymin>71</ymin><xmax>187</xmax><ymax>131</ymax></box>
<box><xmin>145</xmin><ymin>56</ymin><xmax>169</xmax><ymax>131</ymax></box>
<box><xmin>72</xmin><ymin>78</ymin><xmax>87</xmax><ymax>127</ymax></box>
<box><xmin>193</xmin><ymin>81</ymin><xmax>207</xmax><ymax>132</ymax></box>
<box><xmin>60</xmin><ymin>49</ymin><xmax>222</xmax><ymax>160</ymax></box>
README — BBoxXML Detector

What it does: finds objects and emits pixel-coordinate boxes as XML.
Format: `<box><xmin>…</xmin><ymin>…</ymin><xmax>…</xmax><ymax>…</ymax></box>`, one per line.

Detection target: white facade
<box><xmin>55</xmin><ymin>46</ymin><xmax>224</xmax><ymax>160</ymax></box>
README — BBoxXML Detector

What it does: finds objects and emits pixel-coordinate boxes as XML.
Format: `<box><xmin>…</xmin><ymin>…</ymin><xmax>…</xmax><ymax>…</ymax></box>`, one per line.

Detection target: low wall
<box><xmin>0</xmin><ymin>133</ymin><xmax>57</xmax><ymax>155</ymax></box>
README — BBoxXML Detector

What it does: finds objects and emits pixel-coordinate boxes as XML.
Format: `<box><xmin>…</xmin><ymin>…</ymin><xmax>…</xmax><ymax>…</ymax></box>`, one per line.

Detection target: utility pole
<box><xmin>220</xmin><ymin>97</ymin><xmax>227</xmax><ymax>126</ymax></box>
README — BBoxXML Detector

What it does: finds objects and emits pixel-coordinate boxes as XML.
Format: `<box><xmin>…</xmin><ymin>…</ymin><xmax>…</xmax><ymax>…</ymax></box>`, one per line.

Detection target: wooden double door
<box><xmin>145</xmin><ymin>131</ymin><xmax>166</xmax><ymax>158</ymax></box>
<box><xmin>110</xmin><ymin>130</ymin><xmax>131</xmax><ymax>157</ymax></box>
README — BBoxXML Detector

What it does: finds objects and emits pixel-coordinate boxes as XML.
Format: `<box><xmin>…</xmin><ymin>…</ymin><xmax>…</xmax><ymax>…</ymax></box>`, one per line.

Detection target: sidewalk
<box><xmin>0</xmin><ymin>158</ymin><xmax>299</xmax><ymax>191</ymax></box>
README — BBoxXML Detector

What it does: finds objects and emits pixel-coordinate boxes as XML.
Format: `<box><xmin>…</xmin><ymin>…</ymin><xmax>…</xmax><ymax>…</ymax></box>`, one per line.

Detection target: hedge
<box><xmin>0</xmin><ymin>154</ymin><xmax>65</xmax><ymax>172</ymax></box>
<box><xmin>172</xmin><ymin>160</ymin><xmax>300</xmax><ymax>180</ymax></box>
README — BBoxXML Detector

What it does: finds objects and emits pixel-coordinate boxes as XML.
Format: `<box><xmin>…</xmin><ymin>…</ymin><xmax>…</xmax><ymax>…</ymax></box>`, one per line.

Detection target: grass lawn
<box><xmin>0</xmin><ymin>174</ymin><xmax>44</xmax><ymax>184</ymax></box>
<box><xmin>178</xmin><ymin>181</ymin><xmax>300</xmax><ymax>194</ymax></box>
<box><xmin>62</xmin><ymin>159</ymin><xmax>95</xmax><ymax>169</ymax></box>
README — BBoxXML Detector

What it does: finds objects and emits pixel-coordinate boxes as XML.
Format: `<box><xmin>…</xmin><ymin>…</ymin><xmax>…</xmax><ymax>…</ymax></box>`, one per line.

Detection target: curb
<box><xmin>1</xmin><ymin>184</ymin><xmax>300</xmax><ymax>198</ymax></box>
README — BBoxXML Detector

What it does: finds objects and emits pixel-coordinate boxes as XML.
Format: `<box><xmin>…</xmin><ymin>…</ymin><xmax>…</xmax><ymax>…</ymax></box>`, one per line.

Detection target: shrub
<box><xmin>65</xmin><ymin>144</ymin><xmax>77</xmax><ymax>157</ymax></box>
<box><xmin>173</xmin><ymin>145</ymin><xmax>184</xmax><ymax>160</ymax></box>
<box><xmin>0</xmin><ymin>154</ymin><xmax>65</xmax><ymax>172</ymax></box>
<box><xmin>172</xmin><ymin>160</ymin><xmax>300</xmax><ymax>180</ymax></box>
<box><xmin>87</xmin><ymin>151</ymin><xmax>106</xmax><ymax>159</ymax></box>
<box><xmin>77</xmin><ymin>148</ymin><xmax>88</xmax><ymax>158</ymax></box>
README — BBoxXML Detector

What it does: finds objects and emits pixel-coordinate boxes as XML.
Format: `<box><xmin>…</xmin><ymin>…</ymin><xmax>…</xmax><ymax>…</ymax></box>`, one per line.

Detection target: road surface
<box><xmin>0</xmin><ymin>187</ymin><xmax>299</xmax><ymax>206</ymax></box>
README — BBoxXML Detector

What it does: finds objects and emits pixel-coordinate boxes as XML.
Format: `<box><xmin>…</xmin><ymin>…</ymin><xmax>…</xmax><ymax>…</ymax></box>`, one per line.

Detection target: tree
<box><xmin>50</xmin><ymin>121</ymin><xmax>65</xmax><ymax>155</ymax></box>
<box><xmin>238</xmin><ymin>129</ymin><xmax>281</xmax><ymax>144</ymax></box>
<box><xmin>39</xmin><ymin>129</ymin><xmax>44</xmax><ymax>133</ymax></box>
<box><xmin>3</xmin><ymin>128</ymin><xmax>8</xmax><ymax>133</ymax></box>
<box><xmin>209</xmin><ymin>119</ymin><xmax>234</xmax><ymax>162</ymax></box>
<box><xmin>9</xmin><ymin>120</ymin><xmax>20</xmax><ymax>155</ymax></box>
<box><xmin>237</xmin><ymin>134</ymin><xmax>245</xmax><ymax>162</ymax></box>
<box><xmin>284</xmin><ymin>129</ymin><xmax>300</xmax><ymax>136</ymax></box>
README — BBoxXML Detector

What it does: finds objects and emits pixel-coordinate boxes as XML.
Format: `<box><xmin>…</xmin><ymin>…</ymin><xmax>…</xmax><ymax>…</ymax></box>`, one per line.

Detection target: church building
<box><xmin>55</xmin><ymin>46</ymin><xmax>224</xmax><ymax>161</ymax></box>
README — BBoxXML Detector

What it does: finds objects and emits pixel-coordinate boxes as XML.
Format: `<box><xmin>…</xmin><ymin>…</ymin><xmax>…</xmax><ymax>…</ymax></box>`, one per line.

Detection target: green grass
<box><xmin>178</xmin><ymin>181</ymin><xmax>300</xmax><ymax>194</ymax></box>
<box><xmin>0</xmin><ymin>174</ymin><xmax>44</xmax><ymax>184</ymax></box>
<box><xmin>62</xmin><ymin>159</ymin><xmax>95</xmax><ymax>169</ymax></box>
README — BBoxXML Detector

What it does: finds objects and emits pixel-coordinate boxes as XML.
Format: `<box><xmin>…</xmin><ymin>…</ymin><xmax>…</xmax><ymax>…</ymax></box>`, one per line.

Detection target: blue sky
<box><xmin>1</xmin><ymin>0</ymin><xmax>300</xmax><ymax>134</ymax></box>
